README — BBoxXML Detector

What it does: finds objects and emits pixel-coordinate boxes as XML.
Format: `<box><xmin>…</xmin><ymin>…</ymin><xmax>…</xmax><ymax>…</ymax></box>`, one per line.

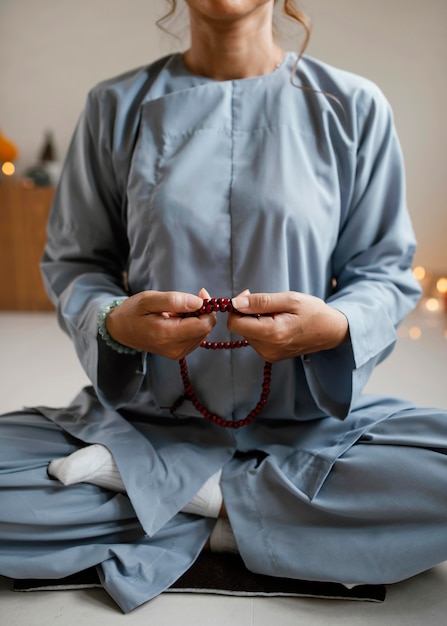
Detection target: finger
<box><xmin>198</xmin><ymin>287</ymin><xmax>211</xmax><ymax>299</ymax></box>
<box><xmin>234</xmin><ymin>288</ymin><xmax>251</xmax><ymax>298</ymax></box>
<box><xmin>228</xmin><ymin>312</ymin><xmax>275</xmax><ymax>338</ymax></box>
<box><xmin>152</xmin><ymin>314</ymin><xmax>215</xmax><ymax>351</ymax></box>
<box><xmin>232</xmin><ymin>291</ymin><xmax>298</xmax><ymax>315</ymax></box>
<box><xmin>139</xmin><ymin>290</ymin><xmax>203</xmax><ymax>314</ymax></box>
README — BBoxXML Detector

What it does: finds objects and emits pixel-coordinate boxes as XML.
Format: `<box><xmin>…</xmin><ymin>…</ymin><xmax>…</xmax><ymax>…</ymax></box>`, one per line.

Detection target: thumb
<box><xmin>232</xmin><ymin>292</ymin><xmax>283</xmax><ymax>315</ymax></box>
<box><xmin>231</xmin><ymin>289</ymin><xmax>251</xmax><ymax>312</ymax></box>
<box><xmin>235</xmin><ymin>288</ymin><xmax>251</xmax><ymax>298</ymax></box>
<box><xmin>198</xmin><ymin>287</ymin><xmax>211</xmax><ymax>299</ymax></box>
<box><xmin>141</xmin><ymin>290</ymin><xmax>204</xmax><ymax>314</ymax></box>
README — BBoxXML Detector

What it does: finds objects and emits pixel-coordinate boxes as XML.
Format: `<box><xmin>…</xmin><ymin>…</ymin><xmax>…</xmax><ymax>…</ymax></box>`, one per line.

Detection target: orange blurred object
<box><xmin>0</xmin><ymin>128</ymin><xmax>19</xmax><ymax>162</ymax></box>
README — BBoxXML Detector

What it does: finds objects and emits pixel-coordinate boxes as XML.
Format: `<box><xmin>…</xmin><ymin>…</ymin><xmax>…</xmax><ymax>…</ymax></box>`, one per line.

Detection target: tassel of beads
<box><xmin>171</xmin><ymin>298</ymin><xmax>272</xmax><ymax>428</ymax></box>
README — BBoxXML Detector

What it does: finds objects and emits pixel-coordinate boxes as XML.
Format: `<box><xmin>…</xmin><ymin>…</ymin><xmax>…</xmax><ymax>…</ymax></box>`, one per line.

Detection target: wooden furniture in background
<box><xmin>0</xmin><ymin>184</ymin><xmax>55</xmax><ymax>310</ymax></box>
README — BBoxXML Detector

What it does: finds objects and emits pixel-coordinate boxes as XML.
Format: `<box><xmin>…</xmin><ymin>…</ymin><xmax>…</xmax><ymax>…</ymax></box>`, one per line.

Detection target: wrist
<box><xmin>97</xmin><ymin>298</ymin><xmax>141</xmax><ymax>355</ymax></box>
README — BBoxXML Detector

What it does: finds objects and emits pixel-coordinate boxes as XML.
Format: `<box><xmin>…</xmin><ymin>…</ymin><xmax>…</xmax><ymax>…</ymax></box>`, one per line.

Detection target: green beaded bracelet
<box><xmin>97</xmin><ymin>298</ymin><xmax>141</xmax><ymax>355</ymax></box>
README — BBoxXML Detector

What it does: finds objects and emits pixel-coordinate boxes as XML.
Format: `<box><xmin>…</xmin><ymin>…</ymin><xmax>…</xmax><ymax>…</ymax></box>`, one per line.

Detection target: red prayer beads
<box><xmin>183</xmin><ymin>297</ymin><xmax>235</xmax><ymax>316</ymax></box>
<box><xmin>170</xmin><ymin>298</ymin><xmax>272</xmax><ymax>428</ymax></box>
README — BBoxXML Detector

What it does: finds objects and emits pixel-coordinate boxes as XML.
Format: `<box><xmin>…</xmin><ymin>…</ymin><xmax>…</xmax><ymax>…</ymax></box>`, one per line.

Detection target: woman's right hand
<box><xmin>105</xmin><ymin>289</ymin><xmax>216</xmax><ymax>359</ymax></box>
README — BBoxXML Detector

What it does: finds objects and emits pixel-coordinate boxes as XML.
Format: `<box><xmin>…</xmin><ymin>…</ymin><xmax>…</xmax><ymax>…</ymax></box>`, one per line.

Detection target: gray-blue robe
<box><xmin>1</xmin><ymin>52</ymin><xmax>447</xmax><ymax>613</ymax></box>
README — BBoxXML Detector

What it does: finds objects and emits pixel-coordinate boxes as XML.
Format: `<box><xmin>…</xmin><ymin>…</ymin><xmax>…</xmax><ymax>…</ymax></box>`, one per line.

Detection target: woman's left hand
<box><xmin>228</xmin><ymin>291</ymin><xmax>349</xmax><ymax>363</ymax></box>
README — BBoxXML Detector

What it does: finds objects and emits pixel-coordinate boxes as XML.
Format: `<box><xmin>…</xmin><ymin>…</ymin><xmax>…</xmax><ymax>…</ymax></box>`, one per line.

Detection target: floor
<box><xmin>1</xmin><ymin>303</ymin><xmax>446</xmax><ymax>625</ymax></box>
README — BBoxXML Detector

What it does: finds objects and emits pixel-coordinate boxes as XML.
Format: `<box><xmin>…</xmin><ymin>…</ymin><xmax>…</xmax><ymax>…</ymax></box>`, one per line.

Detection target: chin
<box><xmin>185</xmin><ymin>0</ymin><xmax>273</xmax><ymax>22</ymax></box>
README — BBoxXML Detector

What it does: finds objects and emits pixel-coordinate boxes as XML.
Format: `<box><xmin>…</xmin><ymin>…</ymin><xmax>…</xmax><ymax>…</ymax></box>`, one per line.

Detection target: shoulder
<box><xmin>295</xmin><ymin>55</ymin><xmax>394</xmax><ymax>139</ymax></box>
<box><xmin>84</xmin><ymin>54</ymin><xmax>175</xmax><ymax>120</ymax></box>
<box><xmin>298</xmin><ymin>55</ymin><xmax>387</xmax><ymax>108</ymax></box>
<box><xmin>76</xmin><ymin>55</ymin><xmax>177</xmax><ymax>170</ymax></box>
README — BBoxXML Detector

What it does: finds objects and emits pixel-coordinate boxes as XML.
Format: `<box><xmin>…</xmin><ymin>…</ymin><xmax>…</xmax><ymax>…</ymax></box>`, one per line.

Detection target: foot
<box><xmin>48</xmin><ymin>444</ymin><xmax>126</xmax><ymax>492</ymax></box>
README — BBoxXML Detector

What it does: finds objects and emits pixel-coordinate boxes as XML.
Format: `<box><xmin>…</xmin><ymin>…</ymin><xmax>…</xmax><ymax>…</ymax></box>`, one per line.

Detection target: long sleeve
<box><xmin>302</xmin><ymin>85</ymin><xmax>421</xmax><ymax>418</ymax></box>
<box><xmin>41</xmin><ymin>88</ymin><xmax>146</xmax><ymax>409</ymax></box>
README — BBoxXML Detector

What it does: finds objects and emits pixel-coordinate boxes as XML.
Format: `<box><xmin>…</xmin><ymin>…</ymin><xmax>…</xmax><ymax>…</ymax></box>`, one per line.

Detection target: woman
<box><xmin>1</xmin><ymin>0</ymin><xmax>447</xmax><ymax>614</ymax></box>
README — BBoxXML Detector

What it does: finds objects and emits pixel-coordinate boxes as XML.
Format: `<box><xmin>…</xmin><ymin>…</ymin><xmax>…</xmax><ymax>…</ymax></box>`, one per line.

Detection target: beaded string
<box><xmin>170</xmin><ymin>298</ymin><xmax>272</xmax><ymax>429</ymax></box>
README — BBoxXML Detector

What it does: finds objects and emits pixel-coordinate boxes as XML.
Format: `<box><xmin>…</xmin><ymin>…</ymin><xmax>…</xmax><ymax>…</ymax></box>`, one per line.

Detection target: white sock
<box><xmin>182</xmin><ymin>470</ymin><xmax>223</xmax><ymax>518</ymax></box>
<box><xmin>48</xmin><ymin>445</ymin><xmax>223</xmax><ymax>518</ymax></box>
<box><xmin>209</xmin><ymin>518</ymin><xmax>239</xmax><ymax>554</ymax></box>
<box><xmin>48</xmin><ymin>444</ymin><xmax>126</xmax><ymax>493</ymax></box>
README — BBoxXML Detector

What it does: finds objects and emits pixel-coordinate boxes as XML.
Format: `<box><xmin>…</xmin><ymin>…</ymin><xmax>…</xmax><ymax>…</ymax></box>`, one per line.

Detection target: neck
<box><xmin>183</xmin><ymin>5</ymin><xmax>283</xmax><ymax>81</ymax></box>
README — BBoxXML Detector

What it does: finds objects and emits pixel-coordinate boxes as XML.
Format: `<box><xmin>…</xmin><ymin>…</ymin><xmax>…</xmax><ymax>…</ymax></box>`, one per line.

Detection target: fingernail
<box><xmin>187</xmin><ymin>295</ymin><xmax>201</xmax><ymax>309</ymax></box>
<box><xmin>233</xmin><ymin>296</ymin><xmax>249</xmax><ymax>310</ymax></box>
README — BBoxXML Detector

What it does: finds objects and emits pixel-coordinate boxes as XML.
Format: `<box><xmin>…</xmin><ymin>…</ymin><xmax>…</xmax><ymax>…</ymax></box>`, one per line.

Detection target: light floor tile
<box><xmin>251</xmin><ymin>563</ymin><xmax>447</xmax><ymax>626</ymax></box>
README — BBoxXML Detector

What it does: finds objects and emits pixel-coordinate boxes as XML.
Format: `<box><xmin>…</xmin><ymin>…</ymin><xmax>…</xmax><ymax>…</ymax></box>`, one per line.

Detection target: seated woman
<box><xmin>1</xmin><ymin>0</ymin><xmax>446</xmax><ymax>614</ymax></box>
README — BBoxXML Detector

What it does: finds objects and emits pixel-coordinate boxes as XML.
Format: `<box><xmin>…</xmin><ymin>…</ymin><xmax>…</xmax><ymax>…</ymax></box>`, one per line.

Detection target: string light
<box><xmin>1</xmin><ymin>161</ymin><xmax>15</xmax><ymax>176</ymax></box>
<box><xmin>409</xmin><ymin>327</ymin><xmax>422</xmax><ymax>340</ymax></box>
<box><xmin>425</xmin><ymin>298</ymin><xmax>440</xmax><ymax>312</ymax></box>
<box><xmin>413</xmin><ymin>266</ymin><xmax>426</xmax><ymax>281</ymax></box>
<box><xmin>436</xmin><ymin>277</ymin><xmax>447</xmax><ymax>294</ymax></box>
